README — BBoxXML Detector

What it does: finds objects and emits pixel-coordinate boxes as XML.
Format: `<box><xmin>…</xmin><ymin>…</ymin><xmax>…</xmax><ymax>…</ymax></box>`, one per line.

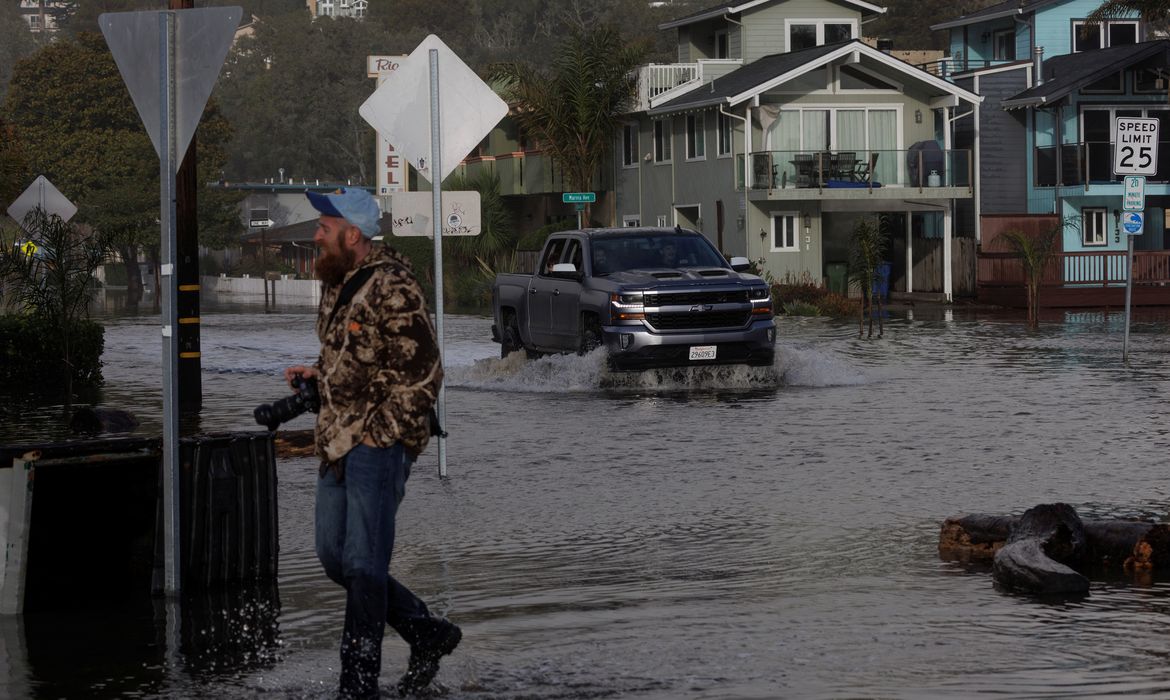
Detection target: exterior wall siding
<box><xmin>973</xmin><ymin>70</ymin><xmax>1029</xmax><ymax>215</ymax></box>
<box><xmin>1033</xmin><ymin>0</ymin><xmax>1140</xmax><ymax>56</ymax></box>
<box><xmin>742</xmin><ymin>1</ymin><xmax>860</xmax><ymax>62</ymax></box>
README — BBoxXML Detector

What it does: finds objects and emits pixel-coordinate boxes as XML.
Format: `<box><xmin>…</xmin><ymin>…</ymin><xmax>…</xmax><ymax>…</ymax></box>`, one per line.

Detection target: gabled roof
<box><xmin>1001</xmin><ymin>40</ymin><xmax>1170</xmax><ymax>109</ymax></box>
<box><xmin>647</xmin><ymin>40</ymin><xmax>982</xmax><ymax>116</ymax></box>
<box><xmin>929</xmin><ymin>0</ymin><xmax>1061</xmax><ymax>31</ymax></box>
<box><xmin>660</xmin><ymin>0</ymin><xmax>884</xmax><ymax>31</ymax></box>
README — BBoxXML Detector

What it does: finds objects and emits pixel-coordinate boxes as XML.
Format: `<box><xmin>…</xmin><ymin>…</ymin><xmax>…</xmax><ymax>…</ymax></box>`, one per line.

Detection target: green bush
<box><xmin>0</xmin><ymin>315</ymin><xmax>105</xmax><ymax>392</ymax></box>
<box><xmin>773</xmin><ymin>281</ymin><xmax>858</xmax><ymax>318</ymax></box>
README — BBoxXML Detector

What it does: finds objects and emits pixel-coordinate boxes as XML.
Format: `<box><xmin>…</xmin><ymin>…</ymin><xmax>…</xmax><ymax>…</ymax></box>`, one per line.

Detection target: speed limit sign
<box><xmin>1114</xmin><ymin>117</ymin><xmax>1160</xmax><ymax>176</ymax></box>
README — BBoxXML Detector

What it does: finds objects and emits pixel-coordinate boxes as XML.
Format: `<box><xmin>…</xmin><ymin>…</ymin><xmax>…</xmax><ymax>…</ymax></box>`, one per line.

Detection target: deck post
<box><xmin>905</xmin><ymin>214</ymin><xmax>914</xmax><ymax>293</ymax></box>
<box><xmin>943</xmin><ymin>207</ymin><xmax>953</xmax><ymax>301</ymax></box>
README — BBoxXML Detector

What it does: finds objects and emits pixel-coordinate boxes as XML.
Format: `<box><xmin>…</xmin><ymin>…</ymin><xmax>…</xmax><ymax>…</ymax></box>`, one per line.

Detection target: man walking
<box><xmin>283</xmin><ymin>187</ymin><xmax>460</xmax><ymax>698</ymax></box>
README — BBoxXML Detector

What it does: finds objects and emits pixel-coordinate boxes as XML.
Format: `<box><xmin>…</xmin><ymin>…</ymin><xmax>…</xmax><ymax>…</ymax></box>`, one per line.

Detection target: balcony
<box><xmin>632</xmin><ymin>60</ymin><xmax>742</xmax><ymax>112</ymax></box>
<box><xmin>1035</xmin><ymin>141</ymin><xmax>1170</xmax><ymax>188</ymax></box>
<box><xmin>736</xmin><ymin>149</ymin><xmax>973</xmax><ymax>197</ymax></box>
<box><xmin>915</xmin><ymin>56</ymin><xmax>1021</xmax><ymax>78</ymax></box>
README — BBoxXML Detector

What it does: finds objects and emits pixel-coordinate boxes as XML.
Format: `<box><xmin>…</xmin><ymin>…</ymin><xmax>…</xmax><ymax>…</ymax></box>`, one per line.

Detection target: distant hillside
<box><xmin>868</xmin><ymin>0</ymin><xmax>1007</xmax><ymax>51</ymax></box>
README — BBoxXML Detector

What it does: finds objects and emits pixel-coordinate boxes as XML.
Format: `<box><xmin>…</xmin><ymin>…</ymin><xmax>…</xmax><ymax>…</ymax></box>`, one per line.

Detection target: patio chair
<box><xmin>793</xmin><ymin>153</ymin><xmax>815</xmax><ymax>187</ymax></box>
<box><xmin>752</xmin><ymin>153</ymin><xmax>774</xmax><ymax>189</ymax></box>
<box><xmin>854</xmin><ymin>152</ymin><xmax>879</xmax><ymax>183</ymax></box>
<box><xmin>835</xmin><ymin>151</ymin><xmax>858</xmax><ymax>181</ymax></box>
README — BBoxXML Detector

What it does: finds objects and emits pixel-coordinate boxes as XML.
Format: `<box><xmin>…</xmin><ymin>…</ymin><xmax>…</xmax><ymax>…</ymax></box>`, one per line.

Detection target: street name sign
<box><xmin>7</xmin><ymin>176</ymin><xmax>77</xmax><ymax>230</ymax></box>
<box><xmin>359</xmin><ymin>35</ymin><xmax>508</xmax><ymax>185</ymax></box>
<box><xmin>1114</xmin><ymin>117</ymin><xmax>1160</xmax><ymax>176</ymax></box>
<box><xmin>1124</xmin><ymin>176</ymin><xmax>1146</xmax><ymax>212</ymax></box>
<box><xmin>1121</xmin><ymin>210</ymin><xmax>1145</xmax><ymax>235</ymax></box>
<box><xmin>386</xmin><ymin>192</ymin><xmax>481</xmax><ymax>236</ymax></box>
<box><xmin>562</xmin><ymin>192</ymin><xmax>596</xmax><ymax>203</ymax></box>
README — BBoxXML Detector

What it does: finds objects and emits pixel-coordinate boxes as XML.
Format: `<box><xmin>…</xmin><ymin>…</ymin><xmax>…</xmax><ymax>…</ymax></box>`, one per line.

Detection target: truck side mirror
<box><xmin>551</xmin><ymin>263</ymin><xmax>578</xmax><ymax>276</ymax></box>
<box><xmin>729</xmin><ymin>256</ymin><xmax>751</xmax><ymax>272</ymax></box>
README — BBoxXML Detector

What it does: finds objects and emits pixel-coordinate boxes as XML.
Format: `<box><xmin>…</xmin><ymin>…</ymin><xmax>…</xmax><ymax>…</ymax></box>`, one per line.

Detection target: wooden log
<box><xmin>992</xmin><ymin>503</ymin><xmax>1090</xmax><ymax>594</ymax></box>
<box><xmin>273</xmin><ymin>429</ymin><xmax>315</xmax><ymax>458</ymax></box>
<box><xmin>940</xmin><ymin>515</ymin><xmax>1159</xmax><ymax>569</ymax></box>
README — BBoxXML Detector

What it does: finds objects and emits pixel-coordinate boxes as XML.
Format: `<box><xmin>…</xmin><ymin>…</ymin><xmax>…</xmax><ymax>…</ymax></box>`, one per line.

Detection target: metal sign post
<box><xmin>1115</xmin><ymin>115</ymin><xmax>1158</xmax><ymax>364</ymax></box>
<box><xmin>427</xmin><ymin>49</ymin><xmax>448</xmax><ymax>477</ymax></box>
<box><xmin>101</xmin><ymin>6</ymin><xmax>241</xmax><ymax>594</ymax></box>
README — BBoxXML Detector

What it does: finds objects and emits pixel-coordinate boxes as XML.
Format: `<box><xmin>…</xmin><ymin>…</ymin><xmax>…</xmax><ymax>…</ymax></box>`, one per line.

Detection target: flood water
<box><xmin>5</xmin><ymin>301</ymin><xmax>1170</xmax><ymax>698</ymax></box>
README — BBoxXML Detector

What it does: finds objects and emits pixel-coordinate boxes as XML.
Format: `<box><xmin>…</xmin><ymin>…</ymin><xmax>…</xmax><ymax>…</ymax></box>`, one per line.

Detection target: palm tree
<box><xmin>1001</xmin><ymin>224</ymin><xmax>1062</xmax><ymax>329</ymax></box>
<box><xmin>492</xmin><ymin>26</ymin><xmax>647</xmax><ymax>225</ymax></box>
<box><xmin>848</xmin><ymin>216</ymin><xmax>890</xmax><ymax>338</ymax></box>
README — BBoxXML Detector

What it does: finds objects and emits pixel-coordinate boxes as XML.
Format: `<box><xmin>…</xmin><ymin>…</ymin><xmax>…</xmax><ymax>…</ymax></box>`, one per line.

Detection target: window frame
<box><xmin>623</xmin><ymin>216</ymin><xmax>641</xmax><ymax>227</ymax></box>
<box><xmin>622</xmin><ymin>123</ymin><xmax>639</xmax><ymax>168</ymax></box>
<box><xmin>686</xmin><ymin>113</ymin><xmax>706</xmax><ymax>160</ymax></box>
<box><xmin>785</xmin><ymin>19</ymin><xmax>858</xmax><ymax>52</ymax></box>
<box><xmin>717</xmin><ymin>112</ymin><xmax>733</xmax><ymax>157</ymax></box>
<box><xmin>993</xmin><ymin>30</ymin><xmax>1015</xmax><ymax>61</ymax></box>
<box><xmin>1072</xmin><ymin>19</ymin><xmax>1140</xmax><ymax>51</ymax></box>
<box><xmin>654</xmin><ymin>118</ymin><xmax>673</xmax><ymax>164</ymax></box>
<box><xmin>1082</xmin><ymin>207</ymin><xmax>1108</xmax><ymax>247</ymax></box>
<box><xmin>714</xmin><ymin>29</ymin><xmax>730</xmax><ymax>59</ymax></box>
<box><xmin>770</xmin><ymin>212</ymin><xmax>800</xmax><ymax>252</ymax></box>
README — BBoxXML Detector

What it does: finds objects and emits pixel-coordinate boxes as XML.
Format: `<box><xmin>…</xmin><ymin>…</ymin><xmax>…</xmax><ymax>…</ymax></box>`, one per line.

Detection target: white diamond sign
<box><xmin>359</xmin><ymin>35</ymin><xmax>508</xmax><ymax>185</ymax></box>
<box><xmin>7</xmin><ymin>175</ymin><xmax>77</xmax><ymax>230</ymax></box>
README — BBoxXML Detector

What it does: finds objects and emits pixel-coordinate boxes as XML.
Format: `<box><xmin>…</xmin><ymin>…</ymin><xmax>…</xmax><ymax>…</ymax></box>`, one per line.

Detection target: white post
<box><xmin>159</xmin><ymin>11</ymin><xmax>181</xmax><ymax>594</ymax></box>
<box><xmin>429</xmin><ymin>49</ymin><xmax>448</xmax><ymax>477</ymax></box>
<box><xmin>943</xmin><ymin>207</ymin><xmax>953</xmax><ymax>302</ymax></box>
<box><xmin>905</xmin><ymin>213</ymin><xmax>914</xmax><ymax>293</ymax></box>
<box><xmin>1124</xmin><ymin>227</ymin><xmax>1134</xmax><ymax>363</ymax></box>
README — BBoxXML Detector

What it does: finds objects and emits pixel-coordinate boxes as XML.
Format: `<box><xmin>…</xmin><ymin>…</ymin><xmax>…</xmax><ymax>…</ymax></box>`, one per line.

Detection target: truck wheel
<box><xmin>578</xmin><ymin>317</ymin><xmax>602</xmax><ymax>356</ymax></box>
<box><xmin>500</xmin><ymin>315</ymin><xmax>523</xmax><ymax>358</ymax></box>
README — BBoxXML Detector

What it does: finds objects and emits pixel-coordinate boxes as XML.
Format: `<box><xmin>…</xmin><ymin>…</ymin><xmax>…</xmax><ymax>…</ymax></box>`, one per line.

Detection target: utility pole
<box><xmin>171</xmin><ymin>0</ymin><xmax>202</xmax><ymax>412</ymax></box>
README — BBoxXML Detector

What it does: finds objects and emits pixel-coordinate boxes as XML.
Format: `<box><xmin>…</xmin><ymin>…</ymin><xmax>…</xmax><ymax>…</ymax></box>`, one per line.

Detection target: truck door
<box><xmin>549</xmin><ymin>238</ymin><xmax>584</xmax><ymax>344</ymax></box>
<box><xmin>527</xmin><ymin>238</ymin><xmax>566</xmax><ymax>347</ymax></box>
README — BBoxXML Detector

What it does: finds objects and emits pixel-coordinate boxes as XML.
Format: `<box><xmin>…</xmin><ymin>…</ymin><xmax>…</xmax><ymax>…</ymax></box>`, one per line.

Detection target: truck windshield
<box><xmin>590</xmin><ymin>235</ymin><xmax>727</xmax><ymax>275</ymax></box>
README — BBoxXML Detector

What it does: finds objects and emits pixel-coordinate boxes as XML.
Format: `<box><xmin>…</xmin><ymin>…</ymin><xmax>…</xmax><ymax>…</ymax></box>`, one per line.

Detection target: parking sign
<box><xmin>1114</xmin><ymin>117</ymin><xmax>1160</xmax><ymax>176</ymax></box>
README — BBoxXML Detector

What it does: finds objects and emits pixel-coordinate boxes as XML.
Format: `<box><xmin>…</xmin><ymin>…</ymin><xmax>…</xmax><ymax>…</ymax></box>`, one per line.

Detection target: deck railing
<box><xmin>737</xmin><ymin>148</ymin><xmax>973</xmax><ymax>191</ymax></box>
<box><xmin>979</xmin><ymin>250</ymin><xmax>1170</xmax><ymax>287</ymax></box>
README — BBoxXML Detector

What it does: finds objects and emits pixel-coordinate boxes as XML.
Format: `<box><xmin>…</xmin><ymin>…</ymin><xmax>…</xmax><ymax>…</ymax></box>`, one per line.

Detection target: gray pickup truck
<box><xmin>491</xmin><ymin>227</ymin><xmax>776</xmax><ymax>369</ymax></box>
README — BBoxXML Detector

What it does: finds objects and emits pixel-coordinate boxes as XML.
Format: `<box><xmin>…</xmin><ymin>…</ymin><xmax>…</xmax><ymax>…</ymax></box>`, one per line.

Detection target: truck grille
<box><xmin>645</xmin><ymin>310</ymin><xmax>751</xmax><ymax>330</ymax></box>
<box><xmin>643</xmin><ymin>290</ymin><xmax>749</xmax><ymax>306</ymax></box>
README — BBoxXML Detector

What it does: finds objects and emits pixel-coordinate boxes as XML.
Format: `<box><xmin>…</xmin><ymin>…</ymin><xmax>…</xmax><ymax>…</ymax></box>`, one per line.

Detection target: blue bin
<box><xmin>872</xmin><ymin>262</ymin><xmax>891</xmax><ymax>302</ymax></box>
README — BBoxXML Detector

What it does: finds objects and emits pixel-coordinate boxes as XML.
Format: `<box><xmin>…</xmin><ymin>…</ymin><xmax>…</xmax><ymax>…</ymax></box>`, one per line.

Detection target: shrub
<box><xmin>0</xmin><ymin>315</ymin><xmax>105</xmax><ymax>393</ymax></box>
<box><xmin>516</xmin><ymin>218</ymin><xmax>576</xmax><ymax>251</ymax></box>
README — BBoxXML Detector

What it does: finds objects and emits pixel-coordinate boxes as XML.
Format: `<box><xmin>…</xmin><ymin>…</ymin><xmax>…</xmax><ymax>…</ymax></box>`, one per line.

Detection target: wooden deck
<box><xmin>978</xmin><ymin>250</ymin><xmax>1170</xmax><ymax>308</ymax></box>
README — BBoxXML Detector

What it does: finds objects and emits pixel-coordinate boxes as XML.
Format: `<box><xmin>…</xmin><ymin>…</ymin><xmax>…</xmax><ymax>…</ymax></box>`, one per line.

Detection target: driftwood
<box><xmin>993</xmin><ymin>503</ymin><xmax>1089</xmax><ymax>594</ymax></box>
<box><xmin>939</xmin><ymin>504</ymin><xmax>1170</xmax><ymax>594</ymax></box>
<box><xmin>273</xmin><ymin>429</ymin><xmax>315</xmax><ymax>458</ymax></box>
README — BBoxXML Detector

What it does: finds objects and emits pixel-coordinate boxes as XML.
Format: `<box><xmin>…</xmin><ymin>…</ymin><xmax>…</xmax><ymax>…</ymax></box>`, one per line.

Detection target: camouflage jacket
<box><xmin>314</xmin><ymin>246</ymin><xmax>443</xmax><ymax>462</ymax></box>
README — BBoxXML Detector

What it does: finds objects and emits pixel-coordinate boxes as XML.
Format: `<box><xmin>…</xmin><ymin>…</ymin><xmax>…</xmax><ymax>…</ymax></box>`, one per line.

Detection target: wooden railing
<box><xmin>979</xmin><ymin>250</ymin><xmax>1170</xmax><ymax>287</ymax></box>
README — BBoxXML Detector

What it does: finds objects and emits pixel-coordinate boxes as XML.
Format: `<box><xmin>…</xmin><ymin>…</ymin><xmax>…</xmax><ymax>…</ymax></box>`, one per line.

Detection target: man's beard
<box><xmin>316</xmin><ymin>238</ymin><xmax>357</xmax><ymax>286</ymax></box>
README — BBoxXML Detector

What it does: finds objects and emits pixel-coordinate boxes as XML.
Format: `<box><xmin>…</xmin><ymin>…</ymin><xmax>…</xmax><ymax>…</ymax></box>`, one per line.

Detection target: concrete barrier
<box><xmin>200</xmin><ymin>275</ymin><xmax>321</xmax><ymax>307</ymax></box>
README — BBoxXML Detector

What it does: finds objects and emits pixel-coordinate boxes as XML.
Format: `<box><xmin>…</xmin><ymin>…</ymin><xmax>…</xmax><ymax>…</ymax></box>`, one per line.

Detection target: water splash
<box><xmin>446</xmin><ymin>344</ymin><xmax>867</xmax><ymax>392</ymax></box>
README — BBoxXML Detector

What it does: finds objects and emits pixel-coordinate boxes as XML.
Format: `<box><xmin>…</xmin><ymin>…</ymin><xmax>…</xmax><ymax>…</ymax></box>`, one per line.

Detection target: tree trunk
<box><xmin>940</xmin><ymin>512</ymin><xmax>1165</xmax><ymax>571</ymax></box>
<box><xmin>149</xmin><ymin>246</ymin><xmax>161</xmax><ymax>313</ymax></box>
<box><xmin>121</xmin><ymin>245</ymin><xmax>142</xmax><ymax>312</ymax></box>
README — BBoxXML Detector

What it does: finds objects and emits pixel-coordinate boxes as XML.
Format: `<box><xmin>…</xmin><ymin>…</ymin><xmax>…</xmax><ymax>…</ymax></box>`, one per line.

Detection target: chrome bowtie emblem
<box><xmin>690</xmin><ymin>304</ymin><xmax>713</xmax><ymax>312</ymax></box>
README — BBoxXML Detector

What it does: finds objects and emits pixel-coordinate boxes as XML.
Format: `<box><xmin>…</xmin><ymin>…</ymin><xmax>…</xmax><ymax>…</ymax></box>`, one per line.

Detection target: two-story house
<box><xmin>933</xmin><ymin>0</ymin><xmax>1170</xmax><ymax>306</ymax></box>
<box><xmin>615</xmin><ymin>0</ymin><xmax>982</xmax><ymax>301</ymax></box>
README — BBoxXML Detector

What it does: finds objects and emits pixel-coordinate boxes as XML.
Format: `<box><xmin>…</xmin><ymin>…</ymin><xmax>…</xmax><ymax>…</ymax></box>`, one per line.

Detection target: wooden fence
<box><xmin>908</xmin><ymin>237</ymin><xmax>976</xmax><ymax>296</ymax></box>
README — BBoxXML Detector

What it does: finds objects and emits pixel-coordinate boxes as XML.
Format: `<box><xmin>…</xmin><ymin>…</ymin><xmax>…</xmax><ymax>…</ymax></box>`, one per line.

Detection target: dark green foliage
<box><xmin>772</xmin><ymin>280</ymin><xmax>859</xmax><ymax>318</ymax></box>
<box><xmin>517</xmin><ymin>219</ymin><xmax>576</xmax><ymax>251</ymax></box>
<box><xmin>0</xmin><ymin>315</ymin><xmax>105</xmax><ymax>393</ymax></box>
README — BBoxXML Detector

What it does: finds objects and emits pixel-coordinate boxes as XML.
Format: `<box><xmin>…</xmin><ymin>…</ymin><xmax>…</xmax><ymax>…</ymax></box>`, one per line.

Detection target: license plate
<box><xmin>689</xmin><ymin>345</ymin><xmax>717</xmax><ymax>361</ymax></box>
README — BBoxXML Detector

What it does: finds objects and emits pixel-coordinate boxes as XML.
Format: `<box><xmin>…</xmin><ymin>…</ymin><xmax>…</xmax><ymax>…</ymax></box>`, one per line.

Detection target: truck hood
<box><xmin>602</xmin><ymin>268</ymin><xmax>761</xmax><ymax>289</ymax></box>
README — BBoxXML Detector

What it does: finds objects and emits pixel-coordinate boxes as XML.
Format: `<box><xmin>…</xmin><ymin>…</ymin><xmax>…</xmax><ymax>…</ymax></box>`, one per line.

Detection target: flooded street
<box><xmin>5</xmin><ymin>305</ymin><xmax>1170</xmax><ymax>698</ymax></box>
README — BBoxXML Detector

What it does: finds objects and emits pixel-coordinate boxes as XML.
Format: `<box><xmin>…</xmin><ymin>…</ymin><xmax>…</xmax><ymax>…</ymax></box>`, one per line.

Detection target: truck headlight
<box><xmin>610</xmin><ymin>292</ymin><xmax>645</xmax><ymax>320</ymax></box>
<box><xmin>748</xmin><ymin>286</ymin><xmax>770</xmax><ymax>300</ymax></box>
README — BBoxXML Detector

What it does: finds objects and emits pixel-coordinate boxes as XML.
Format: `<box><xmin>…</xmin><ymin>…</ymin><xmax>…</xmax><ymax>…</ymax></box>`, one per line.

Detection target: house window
<box><xmin>1082</xmin><ymin>208</ymin><xmax>1108</xmax><ymax>246</ymax></box>
<box><xmin>656</xmin><ymin>214</ymin><xmax>668</xmax><ymax>227</ymax></box>
<box><xmin>623</xmin><ymin>216</ymin><xmax>641</xmax><ymax>227</ymax></box>
<box><xmin>714</xmin><ymin>30</ymin><xmax>729</xmax><ymax>59</ymax></box>
<box><xmin>27</xmin><ymin>14</ymin><xmax>41</xmax><ymax>31</ymax></box>
<box><xmin>654</xmin><ymin>119</ymin><xmax>672</xmax><ymax>163</ymax></box>
<box><xmin>1082</xmin><ymin>73</ymin><xmax>1123</xmax><ymax>93</ymax></box>
<box><xmin>1073</xmin><ymin>20</ymin><xmax>1139</xmax><ymax>51</ymax></box>
<box><xmin>717</xmin><ymin>112</ymin><xmax>733</xmax><ymax>156</ymax></box>
<box><xmin>787</xmin><ymin>20</ymin><xmax>856</xmax><ymax>51</ymax></box>
<box><xmin>622</xmin><ymin>123</ymin><xmax>639</xmax><ymax>167</ymax></box>
<box><xmin>686</xmin><ymin>114</ymin><xmax>706</xmax><ymax>160</ymax></box>
<box><xmin>771</xmin><ymin>213</ymin><xmax>799</xmax><ymax>251</ymax></box>
<box><xmin>993</xmin><ymin>30</ymin><xmax>1015</xmax><ymax>60</ymax></box>
<box><xmin>1135</xmin><ymin>69</ymin><xmax>1167</xmax><ymax>93</ymax></box>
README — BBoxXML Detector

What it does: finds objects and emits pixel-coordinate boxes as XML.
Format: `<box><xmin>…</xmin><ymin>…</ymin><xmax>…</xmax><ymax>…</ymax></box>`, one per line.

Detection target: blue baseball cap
<box><xmin>306</xmin><ymin>187</ymin><xmax>381</xmax><ymax>238</ymax></box>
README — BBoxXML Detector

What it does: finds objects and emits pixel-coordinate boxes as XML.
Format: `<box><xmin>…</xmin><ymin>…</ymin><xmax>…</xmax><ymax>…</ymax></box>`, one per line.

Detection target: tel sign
<box><xmin>1114</xmin><ymin>117</ymin><xmax>1159</xmax><ymax>176</ymax></box>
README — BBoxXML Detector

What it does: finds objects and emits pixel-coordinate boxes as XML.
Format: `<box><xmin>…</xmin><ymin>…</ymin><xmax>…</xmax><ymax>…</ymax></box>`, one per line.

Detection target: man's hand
<box><xmin>283</xmin><ymin>365</ymin><xmax>320</xmax><ymax>390</ymax></box>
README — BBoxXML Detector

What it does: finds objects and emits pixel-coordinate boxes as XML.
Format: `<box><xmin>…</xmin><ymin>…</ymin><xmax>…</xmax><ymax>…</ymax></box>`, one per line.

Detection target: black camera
<box><xmin>254</xmin><ymin>373</ymin><xmax>321</xmax><ymax>431</ymax></box>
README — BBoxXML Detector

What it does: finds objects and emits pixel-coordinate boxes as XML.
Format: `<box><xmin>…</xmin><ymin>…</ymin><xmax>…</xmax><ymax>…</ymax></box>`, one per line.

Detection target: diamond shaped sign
<box><xmin>100</xmin><ymin>7</ymin><xmax>242</xmax><ymax>171</ymax></box>
<box><xmin>359</xmin><ymin>35</ymin><xmax>508</xmax><ymax>185</ymax></box>
<box><xmin>6</xmin><ymin>176</ymin><xmax>77</xmax><ymax>231</ymax></box>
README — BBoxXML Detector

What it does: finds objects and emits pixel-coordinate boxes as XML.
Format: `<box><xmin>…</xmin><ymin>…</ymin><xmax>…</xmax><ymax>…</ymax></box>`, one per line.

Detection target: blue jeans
<box><xmin>316</xmin><ymin>443</ymin><xmax>436</xmax><ymax>696</ymax></box>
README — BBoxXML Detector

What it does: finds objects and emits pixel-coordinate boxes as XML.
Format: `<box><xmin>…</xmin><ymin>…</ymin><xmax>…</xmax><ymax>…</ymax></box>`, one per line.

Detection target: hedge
<box><xmin>0</xmin><ymin>315</ymin><xmax>105</xmax><ymax>393</ymax></box>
